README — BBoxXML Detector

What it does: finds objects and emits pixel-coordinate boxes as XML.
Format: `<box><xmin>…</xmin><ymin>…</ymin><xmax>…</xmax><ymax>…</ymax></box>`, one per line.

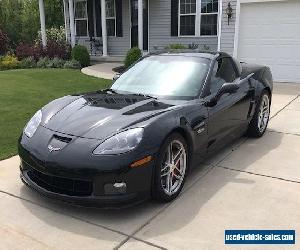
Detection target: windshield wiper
<box><xmin>131</xmin><ymin>93</ymin><xmax>158</xmax><ymax>100</ymax></box>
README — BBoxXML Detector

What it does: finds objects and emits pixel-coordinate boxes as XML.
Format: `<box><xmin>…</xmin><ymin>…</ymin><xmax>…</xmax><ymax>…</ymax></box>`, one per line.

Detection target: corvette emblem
<box><xmin>48</xmin><ymin>144</ymin><xmax>61</xmax><ymax>152</ymax></box>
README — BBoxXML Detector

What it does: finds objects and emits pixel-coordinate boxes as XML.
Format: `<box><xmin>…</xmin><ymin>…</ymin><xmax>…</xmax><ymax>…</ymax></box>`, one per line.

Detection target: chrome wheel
<box><xmin>160</xmin><ymin>140</ymin><xmax>187</xmax><ymax>196</ymax></box>
<box><xmin>258</xmin><ymin>95</ymin><xmax>270</xmax><ymax>133</ymax></box>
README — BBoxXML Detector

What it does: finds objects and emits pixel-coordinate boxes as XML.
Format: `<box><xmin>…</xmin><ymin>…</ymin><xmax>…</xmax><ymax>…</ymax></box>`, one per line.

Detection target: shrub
<box><xmin>47</xmin><ymin>57</ymin><xmax>65</xmax><ymax>68</ymax></box>
<box><xmin>0</xmin><ymin>55</ymin><xmax>20</xmax><ymax>70</ymax></box>
<box><xmin>166</xmin><ymin>44</ymin><xmax>187</xmax><ymax>50</ymax></box>
<box><xmin>0</xmin><ymin>27</ymin><xmax>10</xmax><ymax>55</ymax></box>
<box><xmin>124</xmin><ymin>47</ymin><xmax>142</xmax><ymax>68</ymax></box>
<box><xmin>36</xmin><ymin>26</ymin><xmax>66</xmax><ymax>46</ymax></box>
<box><xmin>16</xmin><ymin>43</ymin><xmax>44</xmax><ymax>61</ymax></box>
<box><xmin>37</xmin><ymin>57</ymin><xmax>50</xmax><ymax>68</ymax></box>
<box><xmin>20</xmin><ymin>57</ymin><xmax>36</xmax><ymax>68</ymax></box>
<box><xmin>203</xmin><ymin>44</ymin><xmax>210</xmax><ymax>51</ymax></box>
<box><xmin>16</xmin><ymin>41</ymin><xmax>70</xmax><ymax>61</ymax></box>
<box><xmin>45</xmin><ymin>40</ymin><xmax>71</xmax><ymax>60</ymax></box>
<box><xmin>71</xmin><ymin>45</ymin><xmax>90</xmax><ymax>67</ymax></box>
<box><xmin>188</xmin><ymin>43</ymin><xmax>199</xmax><ymax>50</ymax></box>
<box><xmin>63</xmin><ymin>59</ymin><xmax>81</xmax><ymax>69</ymax></box>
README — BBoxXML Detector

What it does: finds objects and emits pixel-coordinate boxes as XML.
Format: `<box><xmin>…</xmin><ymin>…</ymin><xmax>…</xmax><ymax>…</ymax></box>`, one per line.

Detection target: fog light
<box><xmin>104</xmin><ymin>182</ymin><xmax>127</xmax><ymax>195</ymax></box>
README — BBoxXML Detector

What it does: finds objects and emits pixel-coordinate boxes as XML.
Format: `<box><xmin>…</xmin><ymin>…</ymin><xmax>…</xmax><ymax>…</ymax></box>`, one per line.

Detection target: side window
<box><xmin>210</xmin><ymin>58</ymin><xmax>238</xmax><ymax>94</ymax></box>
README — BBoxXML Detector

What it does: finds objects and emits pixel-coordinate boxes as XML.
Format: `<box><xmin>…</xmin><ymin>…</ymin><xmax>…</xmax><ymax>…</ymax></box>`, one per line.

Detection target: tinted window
<box><xmin>111</xmin><ymin>55</ymin><xmax>210</xmax><ymax>99</ymax></box>
<box><xmin>209</xmin><ymin>58</ymin><xmax>237</xmax><ymax>94</ymax></box>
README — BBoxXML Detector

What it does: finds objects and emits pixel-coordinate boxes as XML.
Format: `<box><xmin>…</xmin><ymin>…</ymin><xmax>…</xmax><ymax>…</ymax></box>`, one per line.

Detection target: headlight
<box><xmin>93</xmin><ymin>128</ymin><xmax>144</xmax><ymax>155</ymax></box>
<box><xmin>24</xmin><ymin>110</ymin><xmax>42</xmax><ymax>138</ymax></box>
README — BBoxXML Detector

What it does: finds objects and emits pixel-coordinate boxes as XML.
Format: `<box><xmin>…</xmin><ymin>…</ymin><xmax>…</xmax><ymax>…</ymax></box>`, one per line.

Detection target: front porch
<box><xmin>38</xmin><ymin>0</ymin><xmax>148</xmax><ymax>59</ymax></box>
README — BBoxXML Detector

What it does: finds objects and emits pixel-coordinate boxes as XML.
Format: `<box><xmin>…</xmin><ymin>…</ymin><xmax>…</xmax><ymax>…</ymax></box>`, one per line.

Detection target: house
<box><xmin>38</xmin><ymin>0</ymin><xmax>300</xmax><ymax>83</ymax></box>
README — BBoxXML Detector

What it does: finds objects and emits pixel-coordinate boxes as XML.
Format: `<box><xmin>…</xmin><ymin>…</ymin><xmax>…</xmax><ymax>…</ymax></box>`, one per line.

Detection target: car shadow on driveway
<box><xmin>18</xmin><ymin>132</ymin><xmax>283</xmax><ymax>241</ymax></box>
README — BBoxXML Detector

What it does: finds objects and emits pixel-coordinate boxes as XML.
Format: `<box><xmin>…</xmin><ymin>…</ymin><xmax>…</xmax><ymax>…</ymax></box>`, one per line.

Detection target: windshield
<box><xmin>111</xmin><ymin>55</ymin><xmax>210</xmax><ymax>99</ymax></box>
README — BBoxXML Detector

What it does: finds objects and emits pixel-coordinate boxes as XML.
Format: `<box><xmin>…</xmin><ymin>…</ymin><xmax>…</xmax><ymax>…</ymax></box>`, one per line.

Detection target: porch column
<box><xmin>63</xmin><ymin>0</ymin><xmax>69</xmax><ymax>42</ymax></box>
<box><xmin>101</xmin><ymin>0</ymin><xmax>108</xmax><ymax>56</ymax></box>
<box><xmin>138</xmin><ymin>0</ymin><xmax>143</xmax><ymax>51</ymax></box>
<box><xmin>38</xmin><ymin>0</ymin><xmax>47</xmax><ymax>47</ymax></box>
<box><xmin>68</xmin><ymin>0</ymin><xmax>76</xmax><ymax>47</ymax></box>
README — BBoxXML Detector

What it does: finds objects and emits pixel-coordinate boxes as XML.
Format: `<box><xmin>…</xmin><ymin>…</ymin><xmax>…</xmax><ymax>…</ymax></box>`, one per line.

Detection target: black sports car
<box><xmin>19</xmin><ymin>51</ymin><xmax>273</xmax><ymax>207</ymax></box>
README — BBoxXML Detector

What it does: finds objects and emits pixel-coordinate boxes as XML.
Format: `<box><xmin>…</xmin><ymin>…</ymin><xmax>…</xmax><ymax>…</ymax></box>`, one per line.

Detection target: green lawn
<box><xmin>0</xmin><ymin>69</ymin><xmax>112</xmax><ymax>160</ymax></box>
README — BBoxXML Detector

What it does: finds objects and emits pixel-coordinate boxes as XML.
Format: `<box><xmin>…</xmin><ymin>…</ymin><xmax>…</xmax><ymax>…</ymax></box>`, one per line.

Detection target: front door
<box><xmin>130</xmin><ymin>0</ymin><xmax>148</xmax><ymax>51</ymax></box>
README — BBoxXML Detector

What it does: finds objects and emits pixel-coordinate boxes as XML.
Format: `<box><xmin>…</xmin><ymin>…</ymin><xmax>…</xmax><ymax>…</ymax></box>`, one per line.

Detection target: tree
<box><xmin>0</xmin><ymin>0</ymin><xmax>64</xmax><ymax>47</ymax></box>
<box><xmin>0</xmin><ymin>0</ymin><xmax>23</xmax><ymax>47</ymax></box>
<box><xmin>0</xmin><ymin>26</ymin><xmax>10</xmax><ymax>55</ymax></box>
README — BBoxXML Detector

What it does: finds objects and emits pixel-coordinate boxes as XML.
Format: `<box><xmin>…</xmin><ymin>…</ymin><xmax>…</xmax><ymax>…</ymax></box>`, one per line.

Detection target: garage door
<box><xmin>237</xmin><ymin>0</ymin><xmax>300</xmax><ymax>83</ymax></box>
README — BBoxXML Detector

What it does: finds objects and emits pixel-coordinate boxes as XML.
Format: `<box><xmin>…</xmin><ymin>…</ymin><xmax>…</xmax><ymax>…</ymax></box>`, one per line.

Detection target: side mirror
<box><xmin>113</xmin><ymin>73</ymin><xmax>121</xmax><ymax>81</ymax></box>
<box><xmin>206</xmin><ymin>82</ymin><xmax>239</xmax><ymax>107</ymax></box>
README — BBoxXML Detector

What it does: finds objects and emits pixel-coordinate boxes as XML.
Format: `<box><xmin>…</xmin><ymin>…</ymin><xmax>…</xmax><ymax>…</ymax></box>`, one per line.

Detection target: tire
<box><xmin>152</xmin><ymin>133</ymin><xmax>189</xmax><ymax>202</ymax></box>
<box><xmin>247</xmin><ymin>90</ymin><xmax>271</xmax><ymax>138</ymax></box>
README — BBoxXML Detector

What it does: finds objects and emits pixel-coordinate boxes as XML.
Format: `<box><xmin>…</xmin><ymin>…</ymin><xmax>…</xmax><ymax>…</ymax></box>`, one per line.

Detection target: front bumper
<box><xmin>19</xmin><ymin>158</ymin><xmax>153</xmax><ymax>208</ymax></box>
<box><xmin>20</xmin><ymin>166</ymin><xmax>148</xmax><ymax>208</ymax></box>
<box><xmin>18</xmin><ymin>126</ymin><xmax>156</xmax><ymax>208</ymax></box>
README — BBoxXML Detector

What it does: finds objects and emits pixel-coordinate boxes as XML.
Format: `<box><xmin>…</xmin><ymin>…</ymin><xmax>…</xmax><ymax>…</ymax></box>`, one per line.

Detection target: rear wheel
<box><xmin>247</xmin><ymin>90</ymin><xmax>270</xmax><ymax>137</ymax></box>
<box><xmin>152</xmin><ymin>133</ymin><xmax>188</xmax><ymax>202</ymax></box>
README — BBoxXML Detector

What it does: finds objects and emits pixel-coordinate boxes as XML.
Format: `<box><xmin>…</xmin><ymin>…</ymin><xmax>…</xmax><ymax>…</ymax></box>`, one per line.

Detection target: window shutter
<box><xmin>116</xmin><ymin>0</ymin><xmax>123</xmax><ymax>37</ymax></box>
<box><xmin>94</xmin><ymin>0</ymin><xmax>102</xmax><ymax>37</ymax></box>
<box><xmin>87</xmin><ymin>0</ymin><xmax>95</xmax><ymax>37</ymax></box>
<box><xmin>171</xmin><ymin>0</ymin><xmax>179</xmax><ymax>36</ymax></box>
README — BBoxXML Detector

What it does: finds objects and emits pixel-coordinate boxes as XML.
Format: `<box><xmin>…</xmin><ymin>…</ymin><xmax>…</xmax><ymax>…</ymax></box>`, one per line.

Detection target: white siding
<box><xmin>149</xmin><ymin>0</ymin><xmax>218</xmax><ymax>51</ymax></box>
<box><xmin>220</xmin><ymin>0</ymin><xmax>237</xmax><ymax>55</ymax></box>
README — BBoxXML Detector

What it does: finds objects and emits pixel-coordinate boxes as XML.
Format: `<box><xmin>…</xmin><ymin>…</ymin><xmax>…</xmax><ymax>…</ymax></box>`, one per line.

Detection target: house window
<box><xmin>178</xmin><ymin>0</ymin><xmax>218</xmax><ymax>37</ymax></box>
<box><xmin>200</xmin><ymin>0</ymin><xmax>218</xmax><ymax>35</ymax></box>
<box><xmin>74</xmin><ymin>0</ymin><xmax>88</xmax><ymax>37</ymax></box>
<box><xmin>179</xmin><ymin>0</ymin><xmax>196</xmax><ymax>36</ymax></box>
<box><xmin>106</xmin><ymin>0</ymin><xmax>116</xmax><ymax>36</ymax></box>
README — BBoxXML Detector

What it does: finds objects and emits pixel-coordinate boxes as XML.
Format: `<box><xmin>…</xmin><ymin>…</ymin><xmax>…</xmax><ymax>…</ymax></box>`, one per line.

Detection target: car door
<box><xmin>205</xmin><ymin>57</ymin><xmax>252</xmax><ymax>153</ymax></box>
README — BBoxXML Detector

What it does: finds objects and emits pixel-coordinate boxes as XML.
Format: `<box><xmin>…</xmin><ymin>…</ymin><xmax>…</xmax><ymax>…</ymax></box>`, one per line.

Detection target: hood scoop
<box><xmin>48</xmin><ymin>134</ymin><xmax>72</xmax><ymax>152</ymax></box>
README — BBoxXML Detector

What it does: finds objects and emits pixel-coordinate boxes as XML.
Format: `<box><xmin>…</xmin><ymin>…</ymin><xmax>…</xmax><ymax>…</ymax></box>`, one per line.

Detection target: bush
<box><xmin>124</xmin><ymin>47</ymin><xmax>142</xmax><ymax>68</ymax></box>
<box><xmin>46</xmin><ymin>57</ymin><xmax>65</xmax><ymax>68</ymax></box>
<box><xmin>166</xmin><ymin>44</ymin><xmax>187</xmax><ymax>50</ymax></box>
<box><xmin>63</xmin><ymin>59</ymin><xmax>81</xmax><ymax>69</ymax></box>
<box><xmin>45</xmin><ymin>40</ymin><xmax>71</xmax><ymax>60</ymax></box>
<box><xmin>0</xmin><ymin>55</ymin><xmax>20</xmax><ymax>70</ymax></box>
<box><xmin>16</xmin><ymin>43</ymin><xmax>44</xmax><ymax>61</ymax></box>
<box><xmin>0</xmin><ymin>27</ymin><xmax>10</xmax><ymax>55</ymax></box>
<box><xmin>71</xmin><ymin>45</ymin><xmax>90</xmax><ymax>67</ymax></box>
<box><xmin>37</xmin><ymin>57</ymin><xmax>50</xmax><ymax>68</ymax></box>
<box><xmin>20</xmin><ymin>57</ymin><xmax>36</xmax><ymax>68</ymax></box>
<box><xmin>188</xmin><ymin>43</ymin><xmax>199</xmax><ymax>50</ymax></box>
<box><xmin>36</xmin><ymin>27</ymin><xmax>66</xmax><ymax>46</ymax></box>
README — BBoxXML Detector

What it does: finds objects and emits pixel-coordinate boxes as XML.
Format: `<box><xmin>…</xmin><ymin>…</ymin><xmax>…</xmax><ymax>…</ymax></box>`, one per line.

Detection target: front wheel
<box><xmin>152</xmin><ymin>133</ymin><xmax>188</xmax><ymax>202</ymax></box>
<box><xmin>247</xmin><ymin>90</ymin><xmax>271</xmax><ymax>137</ymax></box>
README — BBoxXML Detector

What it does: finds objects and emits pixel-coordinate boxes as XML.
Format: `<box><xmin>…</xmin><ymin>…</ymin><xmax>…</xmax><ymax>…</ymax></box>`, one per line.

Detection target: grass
<box><xmin>0</xmin><ymin>69</ymin><xmax>112</xmax><ymax>160</ymax></box>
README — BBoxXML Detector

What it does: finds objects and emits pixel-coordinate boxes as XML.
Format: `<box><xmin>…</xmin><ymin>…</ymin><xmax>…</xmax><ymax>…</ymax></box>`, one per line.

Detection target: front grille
<box><xmin>26</xmin><ymin>166</ymin><xmax>93</xmax><ymax>197</ymax></box>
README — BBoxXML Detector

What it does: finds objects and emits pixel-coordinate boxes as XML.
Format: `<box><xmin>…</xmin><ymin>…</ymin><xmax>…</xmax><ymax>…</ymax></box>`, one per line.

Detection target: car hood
<box><xmin>43</xmin><ymin>92</ymin><xmax>175</xmax><ymax>140</ymax></box>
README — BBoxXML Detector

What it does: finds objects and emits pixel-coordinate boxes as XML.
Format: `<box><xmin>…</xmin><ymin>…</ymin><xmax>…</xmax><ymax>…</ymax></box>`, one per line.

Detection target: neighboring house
<box><xmin>38</xmin><ymin>0</ymin><xmax>300</xmax><ymax>83</ymax></box>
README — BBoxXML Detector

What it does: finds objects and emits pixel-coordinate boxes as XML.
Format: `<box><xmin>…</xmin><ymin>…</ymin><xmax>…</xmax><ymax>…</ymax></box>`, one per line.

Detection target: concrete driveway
<box><xmin>0</xmin><ymin>83</ymin><xmax>299</xmax><ymax>250</ymax></box>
